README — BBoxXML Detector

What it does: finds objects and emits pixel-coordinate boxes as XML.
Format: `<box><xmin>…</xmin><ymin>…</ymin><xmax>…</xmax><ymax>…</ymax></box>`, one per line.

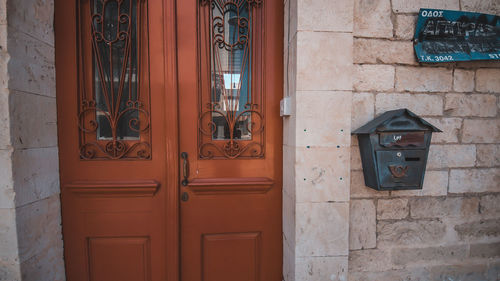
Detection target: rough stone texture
<box><xmin>348</xmin><ymin>249</ymin><xmax>392</xmax><ymax>273</ymax></box>
<box><xmin>296</xmin><ymin>31</ymin><xmax>353</xmax><ymax>91</ymax></box>
<box><xmin>349</xmin><ymin>200</ymin><xmax>376</xmax><ymax>250</ymax></box>
<box><xmin>296</xmin><ymin>202</ymin><xmax>349</xmax><ymax>257</ymax></box>
<box><xmin>295</xmin><ymin>256</ymin><xmax>348</xmax><ymax>281</ymax></box>
<box><xmin>479</xmin><ymin>194</ymin><xmax>500</xmax><ymax>218</ymax></box>
<box><xmin>476</xmin><ymin>69</ymin><xmax>500</xmax><ymax>93</ymax></box>
<box><xmin>354</xmin><ymin>65</ymin><xmax>394</xmax><ymax>91</ymax></box>
<box><xmin>392</xmin><ymin>0</ymin><xmax>460</xmax><ymax>13</ymax></box>
<box><xmin>349</xmin><ymin>268</ymin><xmax>431</xmax><ymax>281</ymax></box>
<box><xmin>375</xmin><ymin>93</ymin><xmax>443</xmax><ymax>116</ymax></box>
<box><xmin>410</xmin><ymin>197</ymin><xmax>480</xmax><ymax>219</ymax></box>
<box><xmin>425</xmin><ymin>118</ymin><xmax>462</xmax><ymax>144</ymax></box>
<box><xmin>377</xmin><ymin>198</ymin><xmax>409</xmax><ymax>220</ymax></box>
<box><xmin>395</xmin><ymin>15</ymin><xmax>417</xmax><ymax>40</ymax></box>
<box><xmin>354</xmin><ymin>0</ymin><xmax>392</xmax><ymax>38</ymax></box>
<box><xmin>351</xmin><ymin>92</ymin><xmax>374</xmax><ymax>130</ymax></box>
<box><xmin>396</xmin><ymin>66</ymin><xmax>452</xmax><ymax>92</ymax></box>
<box><xmin>462</xmin><ymin>119</ymin><xmax>500</xmax><ymax>143</ymax></box>
<box><xmin>391</xmin><ymin>245</ymin><xmax>468</xmax><ymax>266</ymax></box>
<box><xmin>461</xmin><ymin>0</ymin><xmax>500</xmax><ymax>15</ymax></box>
<box><xmin>298</xmin><ymin>0</ymin><xmax>353</xmax><ymax>32</ymax></box>
<box><xmin>350</xmin><ymin>170</ymin><xmax>389</xmax><ymax>198</ymax></box>
<box><xmin>354</xmin><ymin>39</ymin><xmax>416</xmax><ymax>65</ymax></box>
<box><xmin>449</xmin><ymin>168</ymin><xmax>500</xmax><ymax>194</ymax></box>
<box><xmin>427</xmin><ymin>144</ymin><xmax>476</xmax><ymax>169</ymax></box>
<box><xmin>377</xmin><ymin>219</ymin><xmax>447</xmax><ymax>246</ymax></box>
<box><xmin>453</xmin><ymin>69</ymin><xmax>475</xmax><ymax>92</ymax></box>
<box><xmin>454</xmin><ymin>219</ymin><xmax>500</xmax><ymax>240</ymax></box>
<box><xmin>476</xmin><ymin>144</ymin><xmax>500</xmax><ymax>167</ymax></box>
<box><xmin>429</xmin><ymin>263</ymin><xmax>491</xmax><ymax>281</ymax></box>
<box><xmin>444</xmin><ymin>93</ymin><xmax>497</xmax><ymax>117</ymax></box>
<box><xmin>470</xmin><ymin>242</ymin><xmax>500</xmax><ymax>258</ymax></box>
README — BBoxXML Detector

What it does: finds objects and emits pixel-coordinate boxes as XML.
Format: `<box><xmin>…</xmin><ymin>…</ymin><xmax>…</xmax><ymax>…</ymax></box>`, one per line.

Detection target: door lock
<box><xmin>181</xmin><ymin>192</ymin><xmax>189</xmax><ymax>202</ymax></box>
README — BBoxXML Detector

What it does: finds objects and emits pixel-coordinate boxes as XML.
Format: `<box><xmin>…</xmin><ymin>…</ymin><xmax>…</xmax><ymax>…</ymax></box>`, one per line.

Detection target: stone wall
<box><xmin>283</xmin><ymin>0</ymin><xmax>353</xmax><ymax>280</ymax></box>
<box><xmin>349</xmin><ymin>0</ymin><xmax>500</xmax><ymax>280</ymax></box>
<box><xmin>0</xmin><ymin>0</ymin><xmax>65</xmax><ymax>280</ymax></box>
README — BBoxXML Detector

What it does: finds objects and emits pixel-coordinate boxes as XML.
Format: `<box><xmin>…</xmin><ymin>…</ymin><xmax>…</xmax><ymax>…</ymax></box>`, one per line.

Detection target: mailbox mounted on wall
<box><xmin>352</xmin><ymin>109</ymin><xmax>441</xmax><ymax>191</ymax></box>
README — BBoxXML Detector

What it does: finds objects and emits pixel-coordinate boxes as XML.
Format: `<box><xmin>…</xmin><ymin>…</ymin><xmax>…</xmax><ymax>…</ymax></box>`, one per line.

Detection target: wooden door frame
<box><xmin>163</xmin><ymin>0</ymin><xmax>180</xmax><ymax>279</ymax></box>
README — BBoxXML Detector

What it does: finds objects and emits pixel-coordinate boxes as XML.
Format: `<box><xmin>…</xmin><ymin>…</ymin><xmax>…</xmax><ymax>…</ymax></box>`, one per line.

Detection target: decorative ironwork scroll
<box><xmin>77</xmin><ymin>0</ymin><xmax>151</xmax><ymax>160</ymax></box>
<box><xmin>198</xmin><ymin>0</ymin><xmax>264</xmax><ymax>159</ymax></box>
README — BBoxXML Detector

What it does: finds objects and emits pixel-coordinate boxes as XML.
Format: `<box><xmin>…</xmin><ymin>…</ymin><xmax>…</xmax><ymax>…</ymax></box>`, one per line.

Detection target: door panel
<box><xmin>177</xmin><ymin>0</ymin><xmax>283</xmax><ymax>280</ymax></box>
<box><xmin>55</xmin><ymin>0</ymin><xmax>178</xmax><ymax>280</ymax></box>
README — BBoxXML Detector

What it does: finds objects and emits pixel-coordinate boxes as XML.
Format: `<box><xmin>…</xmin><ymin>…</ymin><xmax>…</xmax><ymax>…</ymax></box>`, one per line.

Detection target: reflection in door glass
<box><xmin>93</xmin><ymin>0</ymin><xmax>139</xmax><ymax>141</ymax></box>
<box><xmin>211</xmin><ymin>0</ymin><xmax>252</xmax><ymax>140</ymax></box>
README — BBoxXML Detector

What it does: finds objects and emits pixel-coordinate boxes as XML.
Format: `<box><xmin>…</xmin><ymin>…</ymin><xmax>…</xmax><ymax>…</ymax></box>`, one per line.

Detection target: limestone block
<box><xmin>391</xmin><ymin>170</ymin><xmax>448</xmax><ymax>197</ymax></box>
<box><xmin>410</xmin><ymin>197</ymin><xmax>479</xmax><ymax>219</ymax></box>
<box><xmin>462</xmin><ymin>119</ymin><xmax>500</xmax><ymax>143</ymax></box>
<box><xmin>296</xmin><ymin>147</ymin><xmax>350</xmax><ymax>203</ymax></box>
<box><xmin>349</xmin><ymin>268</ymin><xmax>431</xmax><ymax>281</ymax></box>
<box><xmin>479</xmin><ymin>194</ymin><xmax>500</xmax><ymax>218</ymax></box>
<box><xmin>15</xmin><ymin>195</ymin><xmax>63</xmax><ymax>264</ymax></box>
<box><xmin>395</xmin><ymin>15</ymin><xmax>417</xmax><ymax>40</ymax></box>
<box><xmin>476</xmin><ymin>69</ymin><xmax>500</xmax><ymax>93</ymax></box>
<box><xmin>395</xmin><ymin>66</ymin><xmax>452</xmax><ymax>92</ymax></box>
<box><xmin>377</xmin><ymin>198</ymin><xmax>409</xmax><ymax>220</ymax></box>
<box><xmin>351</xmin><ymin>146</ymin><xmax>362</xmax><ymax>171</ymax></box>
<box><xmin>7</xmin><ymin>54</ymin><xmax>55</xmax><ymax>97</ymax></box>
<box><xmin>354</xmin><ymin>0</ymin><xmax>392</xmax><ymax>38</ymax></box>
<box><xmin>296</xmin><ymin>202</ymin><xmax>349</xmax><ymax>256</ymax></box>
<box><xmin>0</xmin><ymin>149</ymin><xmax>14</xmax><ymax>209</ymax></box>
<box><xmin>0</xmin><ymin>86</ymin><xmax>10</xmax><ymax>149</ymax></box>
<box><xmin>427</xmin><ymin>144</ymin><xmax>476</xmax><ymax>169</ymax></box>
<box><xmin>0</xmin><ymin>208</ymin><xmax>19</xmax><ymax>260</ymax></box>
<box><xmin>8</xmin><ymin>29</ymin><xmax>54</xmax><ymax>68</ymax></box>
<box><xmin>298</xmin><ymin>0</ymin><xmax>353</xmax><ymax>32</ymax></box>
<box><xmin>283</xmin><ymin>145</ymin><xmax>296</xmax><ymax>198</ymax></box>
<box><xmin>351</xmin><ymin>92</ymin><xmax>374</xmax><ymax>130</ymax></box>
<box><xmin>377</xmin><ymin>219</ymin><xmax>446</xmax><ymax>246</ymax></box>
<box><xmin>350</xmin><ymin>170</ymin><xmax>389</xmax><ymax>198</ymax></box>
<box><xmin>12</xmin><ymin>147</ymin><xmax>60</xmax><ymax>207</ymax></box>
<box><xmin>348</xmin><ymin>249</ymin><xmax>392</xmax><ymax>273</ymax></box>
<box><xmin>354</xmin><ymin>65</ymin><xmax>394</xmax><ymax>92</ymax></box>
<box><xmin>461</xmin><ymin>0</ymin><xmax>500</xmax><ymax>15</ymax></box>
<box><xmin>476</xmin><ymin>144</ymin><xmax>500</xmax><ymax>167</ymax></box>
<box><xmin>295</xmin><ymin>256</ymin><xmax>347</xmax><ymax>281</ymax></box>
<box><xmin>297</xmin><ymin>32</ymin><xmax>353</xmax><ymax>91</ymax></box>
<box><xmin>9</xmin><ymin>91</ymin><xmax>58</xmax><ymax>149</ymax></box>
<box><xmin>0</xmin><ymin>0</ymin><xmax>6</xmax><ymax>25</ymax></box>
<box><xmin>391</xmin><ymin>245</ymin><xmax>467</xmax><ymax>266</ymax></box>
<box><xmin>453</xmin><ymin>69</ymin><xmax>474</xmax><ymax>92</ymax></box>
<box><xmin>283</xmin><ymin>193</ymin><xmax>296</xmax><ymax>247</ymax></box>
<box><xmin>6</xmin><ymin>0</ymin><xmax>54</xmax><ymax>45</ymax></box>
<box><xmin>470</xmin><ymin>242</ymin><xmax>500</xmax><ymax>258</ymax></box>
<box><xmin>444</xmin><ymin>93</ymin><xmax>497</xmax><ymax>117</ymax></box>
<box><xmin>454</xmin><ymin>219</ymin><xmax>500</xmax><ymax>240</ymax></box>
<box><xmin>295</xmin><ymin>91</ymin><xmax>351</xmax><ymax>147</ymax></box>
<box><xmin>392</xmin><ymin>0</ymin><xmax>459</xmax><ymax>13</ymax></box>
<box><xmin>375</xmin><ymin>93</ymin><xmax>443</xmax><ymax>116</ymax></box>
<box><xmin>349</xmin><ymin>199</ymin><xmax>376</xmax><ymax>250</ymax></box>
<box><xmin>449</xmin><ymin>168</ymin><xmax>500</xmax><ymax>193</ymax></box>
<box><xmin>425</xmin><ymin>118</ymin><xmax>461</xmax><ymax>144</ymax></box>
<box><xmin>354</xmin><ymin>39</ymin><xmax>416</xmax><ymax>65</ymax></box>
<box><xmin>283</xmin><ymin>243</ymin><xmax>295</xmax><ymax>281</ymax></box>
<box><xmin>429</xmin><ymin>264</ymin><xmax>489</xmax><ymax>281</ymax></box>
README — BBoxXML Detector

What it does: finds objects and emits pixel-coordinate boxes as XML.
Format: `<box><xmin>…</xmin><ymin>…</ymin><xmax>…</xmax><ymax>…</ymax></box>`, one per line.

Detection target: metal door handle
<box><xmin>181</xmin><ymin>152</ymin><xmax>189</xmax><ymax>186</ymax></box>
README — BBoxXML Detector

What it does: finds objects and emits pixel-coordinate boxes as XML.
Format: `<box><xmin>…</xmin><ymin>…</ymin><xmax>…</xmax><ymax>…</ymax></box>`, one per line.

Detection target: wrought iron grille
<box><xmin>198</xmin><ymin>0</ymin><xmax>264</xmax><ymax>159</ymax></box>
<box><xmin>78</xmin><ymin>0</ymin><xmax>151</xmax><ymax>160</ymax></box>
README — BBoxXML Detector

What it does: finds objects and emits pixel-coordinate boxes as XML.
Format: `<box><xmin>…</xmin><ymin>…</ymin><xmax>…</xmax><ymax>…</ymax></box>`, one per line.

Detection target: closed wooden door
<box><xmin>177</xmin><ymin>0</ymin><xmax>283</xmax><ymax>280</ymax></box>
<box><xmin>55</xmin><ymin>0</ymin><xmax>282</xmax><ymax>280</ymax></box>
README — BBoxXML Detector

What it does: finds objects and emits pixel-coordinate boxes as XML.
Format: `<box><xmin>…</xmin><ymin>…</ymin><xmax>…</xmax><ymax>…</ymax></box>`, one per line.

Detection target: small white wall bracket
<box><xmin>280</xmin><ymin>96</ymin><xmax>292</xmax><ymax>117</ymax></box>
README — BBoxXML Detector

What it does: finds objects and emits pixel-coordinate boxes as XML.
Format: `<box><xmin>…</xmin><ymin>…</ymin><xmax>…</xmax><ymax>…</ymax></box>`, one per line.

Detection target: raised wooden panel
<box><xmin>188</xmin><ymin>177</ymin><xmax>273</xmax><ymax>195</ymax></box>
<box><xmin>202</xmin><ymin>232</ymin><xmax>261</xmax><ymax>281</ymax></box>
<box><xmin>67</xmin><ymin>180</ymin><xmax>160</xmax><ymax>197</ymax></box>
<box><xmin>88</xmin><ymin>237</ymin><xmax>151</xmax><ymax>281</ymax></box>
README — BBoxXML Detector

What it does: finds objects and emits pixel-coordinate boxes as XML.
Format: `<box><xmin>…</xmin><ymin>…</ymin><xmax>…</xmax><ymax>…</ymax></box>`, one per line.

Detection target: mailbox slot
<box><xmin>376</xmin><ymin>150</ymin><xmax>426</xmax><ymax>189</ymax></box>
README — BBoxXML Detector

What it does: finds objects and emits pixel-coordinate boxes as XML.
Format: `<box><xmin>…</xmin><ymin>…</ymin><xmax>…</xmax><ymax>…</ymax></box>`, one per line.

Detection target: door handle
<box><xmin>181</xmin><ymin>152</ymin><xmax>189</xmax><ymax>186</ymax></box>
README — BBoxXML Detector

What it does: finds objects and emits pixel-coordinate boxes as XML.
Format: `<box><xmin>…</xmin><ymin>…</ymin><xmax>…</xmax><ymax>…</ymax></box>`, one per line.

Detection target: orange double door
<box><xmin>55</xmin><ymin>0</ymin><xmax>283</xmax><ymax>280</ymax></box>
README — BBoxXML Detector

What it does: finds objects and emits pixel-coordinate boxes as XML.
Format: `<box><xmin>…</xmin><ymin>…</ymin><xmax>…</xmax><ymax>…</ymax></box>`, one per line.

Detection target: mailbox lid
<box><xmin>379</xmin><ymin>131</ymin><xmax>427</xmax><ymax>148</ymax></box>
<box><xmin>376</xmin><ymin>150</ymin><xmax>427</xmax><ymax>189</ymax></box>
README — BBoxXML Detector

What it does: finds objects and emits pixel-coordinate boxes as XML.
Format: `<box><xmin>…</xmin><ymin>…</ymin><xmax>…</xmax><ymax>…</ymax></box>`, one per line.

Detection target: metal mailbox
<box><xmin>352</xmin><ymin>109</ymin><xmax>441</xmax><ymax>191</ymax></box>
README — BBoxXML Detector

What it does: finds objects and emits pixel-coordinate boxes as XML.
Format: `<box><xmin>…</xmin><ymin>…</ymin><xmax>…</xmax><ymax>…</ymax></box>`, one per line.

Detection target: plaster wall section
<box><xmin>283</xmin><ymin>0</ymin><xmax>353</xmax><ymax>280</ymax></box>
<box><xmin>0</xmin><ymin>0</ymin><xmax>66</xmax><ymax>280</ymax></box>
<box><xmin>350</xmin><ymin>0</ymin><xmax>500</xmax><ymax>280</ymax></box>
